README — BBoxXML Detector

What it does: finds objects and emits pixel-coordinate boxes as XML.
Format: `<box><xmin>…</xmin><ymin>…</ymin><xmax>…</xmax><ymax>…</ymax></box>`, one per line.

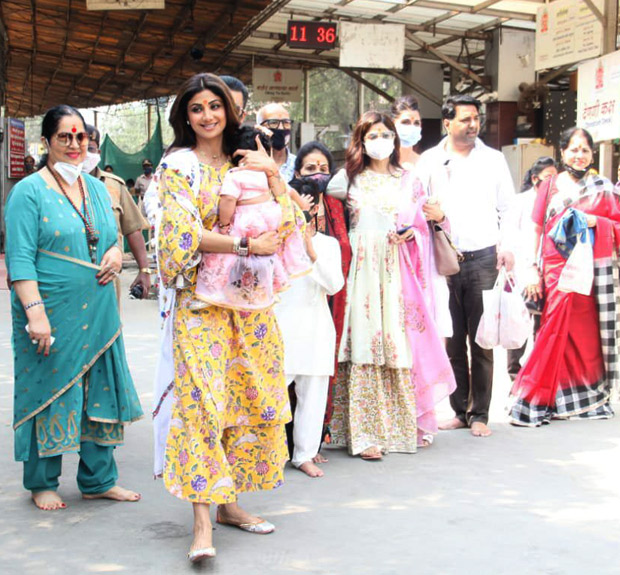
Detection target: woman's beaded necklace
<box><xmin>49</xmin><ymin>167</ymin><xmax>99</xmax><ymax>263</ymax></box>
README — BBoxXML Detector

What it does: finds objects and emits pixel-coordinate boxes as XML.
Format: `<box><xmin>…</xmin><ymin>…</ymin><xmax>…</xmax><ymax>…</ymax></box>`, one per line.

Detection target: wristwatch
<box><xmin>237</xmin><ymin>237</ymin><xmax>250</xmax><ymax>257</ymax></box>
<box><xmin>139</xmin><ymin>268</ymin><xmax>151</xmax><ymax>274</ymax></box>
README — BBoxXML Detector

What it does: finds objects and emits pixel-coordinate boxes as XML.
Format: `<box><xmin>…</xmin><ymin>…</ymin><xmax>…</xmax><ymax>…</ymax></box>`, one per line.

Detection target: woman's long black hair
<box><xmin>520</xmin><ymin>156</ymin><xmax>556</xmax><ymax>192</ymax></box>
<box><xmin>167</xmin><ymin>73</ymin><xmax>240</xmax><ymax>155</ymax></box>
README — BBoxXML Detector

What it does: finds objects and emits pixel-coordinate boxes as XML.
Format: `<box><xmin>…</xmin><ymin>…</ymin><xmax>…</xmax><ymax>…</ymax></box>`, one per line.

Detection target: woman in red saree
<box><xmin>510</xmin><ymin>128</ymin><xmax>620</xmax><ymax>426</ymax></box>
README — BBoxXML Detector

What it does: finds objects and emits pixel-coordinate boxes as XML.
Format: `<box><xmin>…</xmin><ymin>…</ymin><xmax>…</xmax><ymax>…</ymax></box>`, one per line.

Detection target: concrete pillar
<box><xmin>403</xmin><ymin>61</ymin><xmax>443</xmax><ymax>119</ymax></box>
<box><xmin>485</xmin><ymin>28</ymin><xmax>536</xmax><ymax>101</ymax></box>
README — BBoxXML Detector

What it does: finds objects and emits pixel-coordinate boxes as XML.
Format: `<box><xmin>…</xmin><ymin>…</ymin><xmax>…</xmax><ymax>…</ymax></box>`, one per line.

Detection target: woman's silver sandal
<box><xmin>216</xmin><ymin>513</ymin><xmax>275</xmax><ymax>534</ymax></box>
<box><xmin>188</xmin><ymin>547</ymin><xmax>216</xmax><ymax>562</ymax></box>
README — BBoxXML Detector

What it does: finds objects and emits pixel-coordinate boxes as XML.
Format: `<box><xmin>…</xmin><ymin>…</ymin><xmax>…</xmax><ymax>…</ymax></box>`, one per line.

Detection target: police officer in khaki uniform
<box><xmin>85</xmin><ymin>125</ymin><xmax>151</xmax><ymax>301</ymax></box>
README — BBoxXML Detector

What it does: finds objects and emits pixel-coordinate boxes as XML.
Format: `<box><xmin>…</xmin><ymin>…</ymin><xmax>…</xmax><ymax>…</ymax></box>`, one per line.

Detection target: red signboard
<box><xmin>286</xmin><ymin>20</ymin><xmax>337</xmax><ymax>50</ymax></box>
<box><xmin>8</xmin><ymin>118</ymin><xmax>26</xmax><ymax>179</ymax></box>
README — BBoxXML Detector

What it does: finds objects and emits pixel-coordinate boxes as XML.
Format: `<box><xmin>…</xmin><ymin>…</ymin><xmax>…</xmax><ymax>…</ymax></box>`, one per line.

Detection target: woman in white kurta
<box><xmin>326</xmin><ymin>111</ymin><xmax>456</xmax><ymax>460</ymax></box>
<box><xmin>274</xmin><ymin>227</ymin><xmax>344</xmax><ymax>477</ymax></box>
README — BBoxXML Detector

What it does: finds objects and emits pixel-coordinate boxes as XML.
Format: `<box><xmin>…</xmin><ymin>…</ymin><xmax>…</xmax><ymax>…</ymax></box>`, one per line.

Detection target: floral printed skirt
<box><xmin>329</xmin><ymin>362</ymin><xmax>417</xmax><ymax>455</ymax></box>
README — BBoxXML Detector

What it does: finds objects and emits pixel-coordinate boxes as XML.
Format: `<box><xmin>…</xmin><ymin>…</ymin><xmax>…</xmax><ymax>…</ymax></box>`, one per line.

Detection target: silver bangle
<box><xmin>24</xmin><ymin>300</ymin><xmax>44</xmax><ymax>311</ymax></box>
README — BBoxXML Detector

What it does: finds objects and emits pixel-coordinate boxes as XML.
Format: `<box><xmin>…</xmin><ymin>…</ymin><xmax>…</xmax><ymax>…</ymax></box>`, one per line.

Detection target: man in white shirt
<box><xmin>256</xmin><ymin>103</ymin><xmax>296</xmax><ymax>182</ymax></box>
<box><xmin>417</xmin><ymin>94</ymin><xmax>516</xmax><ymax>437</ymax></box>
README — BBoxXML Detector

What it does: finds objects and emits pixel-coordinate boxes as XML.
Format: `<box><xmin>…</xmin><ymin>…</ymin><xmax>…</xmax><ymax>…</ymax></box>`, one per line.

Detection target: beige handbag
<box><xmin>430</xmin><ymin>221</ymin><xmax>461</xmax><ymax>276</ymax></box>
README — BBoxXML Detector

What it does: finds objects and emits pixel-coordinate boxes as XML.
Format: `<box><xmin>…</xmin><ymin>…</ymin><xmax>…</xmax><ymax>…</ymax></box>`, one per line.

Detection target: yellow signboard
<box><xmin>86</xmin><ymin>0</ymin><xmax>165</xmax><ymax>10</ymax></box>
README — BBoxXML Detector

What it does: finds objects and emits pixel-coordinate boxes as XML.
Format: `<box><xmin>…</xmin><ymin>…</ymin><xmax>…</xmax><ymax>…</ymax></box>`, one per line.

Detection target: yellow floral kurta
<box><xmin>157</xmin><ymin>153</ymin><xmax>292</xmax><ymax>504</ymax></box>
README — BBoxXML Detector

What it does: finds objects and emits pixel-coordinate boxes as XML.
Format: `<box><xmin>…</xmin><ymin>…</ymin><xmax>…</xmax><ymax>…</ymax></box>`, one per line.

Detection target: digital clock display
<box><xmin>286</xmin><ymin>20</ymin><xmax>337</xmax><ymax>50</ymax></box>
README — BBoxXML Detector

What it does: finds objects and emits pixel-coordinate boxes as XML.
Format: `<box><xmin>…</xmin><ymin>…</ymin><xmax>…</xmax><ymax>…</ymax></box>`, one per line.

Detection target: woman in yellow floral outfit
<box><xmin>157</xmin><ymin>74</ymin><xmax>295</xmax><ymax>562</ymax></box>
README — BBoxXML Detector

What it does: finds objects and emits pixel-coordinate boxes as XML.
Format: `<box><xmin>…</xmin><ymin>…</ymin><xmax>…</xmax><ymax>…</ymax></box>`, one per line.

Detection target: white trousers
<box><xmin>286</xmin><ymin>374</ymin><xmax>330</xmax><ymax>468</ymax></box>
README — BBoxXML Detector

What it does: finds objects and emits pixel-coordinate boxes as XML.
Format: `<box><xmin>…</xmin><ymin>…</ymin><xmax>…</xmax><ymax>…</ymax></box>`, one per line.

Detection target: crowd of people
<box><xmin>5</xmin><ymin>71</ymin><xmax>620</xmax><ymax>563</ymax></box>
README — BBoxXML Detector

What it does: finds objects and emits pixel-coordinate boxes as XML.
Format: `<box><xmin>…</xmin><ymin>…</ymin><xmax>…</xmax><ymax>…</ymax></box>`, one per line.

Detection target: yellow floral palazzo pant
<box><xmin>164</xmin><ymin>295</ymin><xmax>290</xmax><ymax>504</ymax></box>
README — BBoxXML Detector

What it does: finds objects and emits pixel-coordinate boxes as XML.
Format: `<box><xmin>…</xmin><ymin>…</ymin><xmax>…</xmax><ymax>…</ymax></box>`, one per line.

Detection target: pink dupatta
<box><xmin>397</xmin><ymin>172</ymin><xmax>457</xmax><ymax>436</ymax></box>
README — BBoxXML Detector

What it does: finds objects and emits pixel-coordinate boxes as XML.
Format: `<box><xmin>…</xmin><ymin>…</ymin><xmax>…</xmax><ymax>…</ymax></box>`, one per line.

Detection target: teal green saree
<box><xmin>5</xmin><ymin>172</ymin><xmax>143</xmax><ymax>462</ymax></box>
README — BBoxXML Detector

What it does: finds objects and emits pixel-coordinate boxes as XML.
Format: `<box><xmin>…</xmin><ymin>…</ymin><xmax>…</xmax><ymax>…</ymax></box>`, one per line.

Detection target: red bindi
<box><xmin>71</xmin><ymin>126</ymin><xmax>77</xmax><ymax>133</ymax></box>
<box><xmin>202</xmin><ymin>100</ymin><xmax>208</xmax><ymax>109</ymax></box>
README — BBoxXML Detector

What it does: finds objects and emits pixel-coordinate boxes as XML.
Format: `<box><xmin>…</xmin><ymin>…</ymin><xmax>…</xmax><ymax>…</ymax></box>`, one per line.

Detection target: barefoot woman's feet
<box><xmin>298</xmin><ymin>461</ymin><xmax>324</xmax><ymax>478</ymax></box>
<box><xmin>82</xmin><ymin>485</ymin><xmax>141</xmax><ymax>502</ymax></box>
<box><xmin>470</xmin><ymin>421</ymin><xmax>492</xmax><ymax>437</ymax></box>
<box><xmin>32</xmin><ymin>491</ymin><xmax>66</xmax><ymax>511</ymax></box>
<box><xmin>217</xmin><ymin>502</ymin><xmax>275</xmax><ymax>534</ymax></box>
<box><xmin>312</xmin><ymin>453</ymin><xmax>328</xmax><ymax>464</ymax></box>
<box><xmin>438</xmin><ymin>417</ymin><xmax>467</xmax><ymax>431</ymax></box>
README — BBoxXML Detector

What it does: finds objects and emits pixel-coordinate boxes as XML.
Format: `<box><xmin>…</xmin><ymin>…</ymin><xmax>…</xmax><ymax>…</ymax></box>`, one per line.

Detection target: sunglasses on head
<box><xmin>54</xmin><ymin>132</ymin><xmax>89</xmax><ymax>146</ymax></box>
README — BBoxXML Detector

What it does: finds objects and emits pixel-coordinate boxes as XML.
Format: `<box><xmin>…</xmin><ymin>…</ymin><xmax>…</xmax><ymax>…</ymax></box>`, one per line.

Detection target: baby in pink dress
<box><xmin>192</xmin><ymin>127</ymin><xmax>310</xmax><ymax>310</ymax></box>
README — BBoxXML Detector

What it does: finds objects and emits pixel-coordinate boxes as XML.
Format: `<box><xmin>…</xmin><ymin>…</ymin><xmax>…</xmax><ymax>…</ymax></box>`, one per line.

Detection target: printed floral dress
<box><xmin>157</xmin><ymin>151</ymin><xmax>292</xmax><ymax>504</ymax></box>
<box><xmin>328</xmin><ymin>169</ymin><xmax>418</xmax><ymax>455</ymax></box>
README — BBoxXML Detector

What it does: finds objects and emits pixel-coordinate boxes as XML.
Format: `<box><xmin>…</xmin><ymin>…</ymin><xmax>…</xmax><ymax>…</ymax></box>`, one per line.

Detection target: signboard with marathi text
<box><xmin>577</xmin><ymin>50</ymin><xmax>620</xmax><ymax>143</ymax></box>
<box><xmin>252</xmin><ymin>68</ymin><xmax>303</xmax><ymax>103</ymax></box>
<box><xmin>535</xmin><ymin>0</ymin><xmax>603</xmax><ymax>70</ymax></box>
<box><xmin>8</xmin><ymin>118</ymin><xmax>26</xmax><ymax>180</ymax></box>
<box><xmin>339</xmin><ymin>23</ymin><xmax>405</xmax><ymax>70</ymax></box>
<box><xmin>86</xmin><ymin>0</ymin><xmax>164</xmax><ymax>10</ymax></box>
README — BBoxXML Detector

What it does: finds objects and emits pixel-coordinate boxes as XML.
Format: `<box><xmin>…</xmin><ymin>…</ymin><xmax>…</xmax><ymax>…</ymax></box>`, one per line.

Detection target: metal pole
<box><xmin>304</xmin><ymin>69</ymin><xmax>310</xmax><ymax>123</ymax></box>
<box><xmin>147</xmin><ymin>104</ymin><xmax>152</xmax><ymax>140</ymax></box>
<box><xmin>357</xmin><ymin>72</ymin><xmax>365</xmax><ymax>117</ymax></box>
<box><xmin>598</xmin><ymin>0</ymin><xmax>618</xmax><ymax>179</ymax></box>
<box><xmin>93</xmin><ymin>110</ymin><xmax>98</xmax><ymax>130</ymax></box>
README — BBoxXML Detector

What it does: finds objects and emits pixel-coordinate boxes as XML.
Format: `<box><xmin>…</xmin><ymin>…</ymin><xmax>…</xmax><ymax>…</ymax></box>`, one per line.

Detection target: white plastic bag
<box><xmin>558</xmin><ymin>237</ymin><xmax>594</xmax><ymax>295</ymax></box>
<box><xmin>475</xmin><ymin>270</ymin><xmax>503</xmax><ymax>349</ymax></box>
<box><xmin>499</xmin><ymin>274</ymin><xmax>532</xmax><ymax>350</ymax></box>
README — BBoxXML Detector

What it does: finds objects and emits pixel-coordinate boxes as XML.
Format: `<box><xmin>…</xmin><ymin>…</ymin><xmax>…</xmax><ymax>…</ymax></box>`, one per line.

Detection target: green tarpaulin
<box><xmin>99</xmin><ymin>116</ymin><xmax>164</xmax><ymax>183</ymax></box>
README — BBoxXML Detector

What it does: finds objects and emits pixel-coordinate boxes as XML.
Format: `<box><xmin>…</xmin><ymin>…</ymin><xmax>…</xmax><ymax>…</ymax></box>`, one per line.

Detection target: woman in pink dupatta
<box><xmin>327</xmin><ymin>111</ymin><xmax>455</xmax><ymax>460</ymax></box>
<box><xmin>398</xmin><ymin>172</ymin><xmax>457</xmax><ymax>439</ymax></box>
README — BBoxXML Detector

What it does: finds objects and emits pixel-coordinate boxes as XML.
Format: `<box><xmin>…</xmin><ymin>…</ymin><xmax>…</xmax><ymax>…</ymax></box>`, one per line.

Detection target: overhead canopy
<box><xmin>230</xmin><ymin>0</ymin><xmax>539</xmax><ymax>75</ymax></box>
<box><xmin>1</xmin><ymin>0</ymin><xmax>618</xmax><ymax>117</ymax></box>
<box><xmin>0</xmin><ymin>0</ymin><xmax>274</xmax><ymax>117</ymax></box>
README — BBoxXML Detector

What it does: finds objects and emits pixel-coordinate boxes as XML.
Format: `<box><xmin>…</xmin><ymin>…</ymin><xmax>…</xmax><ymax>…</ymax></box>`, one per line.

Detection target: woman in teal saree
<box><xmin>5</xmin><ymin>105</ymin><xmax>143</xmax><ymax>510</ymax></box>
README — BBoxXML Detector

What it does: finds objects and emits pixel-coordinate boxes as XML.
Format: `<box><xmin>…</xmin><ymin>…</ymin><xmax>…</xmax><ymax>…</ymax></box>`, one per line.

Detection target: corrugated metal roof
<box><xmin>231</xmin><ymin>0</ymin><xmax>540</xmax><ymax>73</ymax></box>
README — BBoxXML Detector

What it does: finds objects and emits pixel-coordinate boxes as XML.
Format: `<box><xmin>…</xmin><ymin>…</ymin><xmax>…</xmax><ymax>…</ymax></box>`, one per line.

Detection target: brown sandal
<box><xmin>360</xmin><ymin>447</ymin><xmax>383</xmax><ymax>460</ymax></box>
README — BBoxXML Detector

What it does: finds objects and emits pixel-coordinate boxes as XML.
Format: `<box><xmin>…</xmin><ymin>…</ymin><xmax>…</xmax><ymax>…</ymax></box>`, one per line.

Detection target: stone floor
<box><xmin>1</xmin><ymin>273</ymin><xmax>619</xmax><ymax>575</ymax></box>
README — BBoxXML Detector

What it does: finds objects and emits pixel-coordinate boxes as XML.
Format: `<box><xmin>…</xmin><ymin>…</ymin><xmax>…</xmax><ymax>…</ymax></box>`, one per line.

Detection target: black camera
<box><xmin>129</xmin><ymin>284</ymin><xmax>144</xmax><ymax>299</ymax></box>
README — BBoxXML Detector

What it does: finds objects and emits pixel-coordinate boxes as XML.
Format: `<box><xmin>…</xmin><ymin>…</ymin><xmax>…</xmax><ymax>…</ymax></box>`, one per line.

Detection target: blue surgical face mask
<box><xmin>397</xmin><ymin>124</ymin><xmax>422</xmax><ymax>147</ymax></box>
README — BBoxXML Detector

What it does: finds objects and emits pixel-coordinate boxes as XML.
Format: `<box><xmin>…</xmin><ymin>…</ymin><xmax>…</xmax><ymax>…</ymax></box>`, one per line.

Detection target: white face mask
<box><xmin>364</xmin><ymin>139</ymin><xmax>395</xmax><ymax>161</ymax></box>
<box><xmin>53</xmin><ymin>161</ymin><xmax>84</xmax><ymax>185</ymax></box>
<box><xmin>82</xmin><ymin>152</ymin><xmax>101</xmax><ymax>174</ymax></box>
<box><xmin>397</xmin><ymin>124</ymin><xmax>422</xmax><ymax>148</ymax></box>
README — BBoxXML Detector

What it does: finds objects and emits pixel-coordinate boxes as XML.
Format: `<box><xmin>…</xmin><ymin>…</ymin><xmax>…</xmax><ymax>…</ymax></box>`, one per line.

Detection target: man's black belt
<box><xmin>457</xmin><ymin>245</ymin><xmax>496</xmax><ymax>263</ymax></box>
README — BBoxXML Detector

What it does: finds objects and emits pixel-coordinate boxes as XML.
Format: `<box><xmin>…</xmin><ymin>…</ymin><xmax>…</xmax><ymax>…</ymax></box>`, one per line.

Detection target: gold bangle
<box><xmin>139</xmin><ymin>268</ymin><xmax>151</xmax><ymax>274</ymax></box>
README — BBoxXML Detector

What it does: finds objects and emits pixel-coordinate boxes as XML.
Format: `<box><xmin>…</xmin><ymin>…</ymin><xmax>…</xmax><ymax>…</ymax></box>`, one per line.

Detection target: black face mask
<box><xmin>302</xmin><ymin>173</ymin><xmax>331</xmax><ymax>195</ymax></box>
<box><xmin>564</xmin><ymin>163</ymin><xmax>591</xmax><ymax>180</ymax></box>
<box><xmin>289</xmin><ymin>176</ymin><xmax>323</xmax><ymax>208</ymax></box>
<box><xmin>271</xmin><ymin>129</ymin><xmax>290</xmax><ymax>151</ymax></box>
<box><xmin>144</xmin><ymin>166</ymin><xmax>153</xmax><ymax>176</ymax></box>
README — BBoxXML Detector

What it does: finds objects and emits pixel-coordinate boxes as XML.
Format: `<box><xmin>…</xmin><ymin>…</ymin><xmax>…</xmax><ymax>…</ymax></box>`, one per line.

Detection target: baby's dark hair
<box><xmin>231</xmin><ymin>126</ymin><xmax>272</xmax><ymax>167</ymax></box>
